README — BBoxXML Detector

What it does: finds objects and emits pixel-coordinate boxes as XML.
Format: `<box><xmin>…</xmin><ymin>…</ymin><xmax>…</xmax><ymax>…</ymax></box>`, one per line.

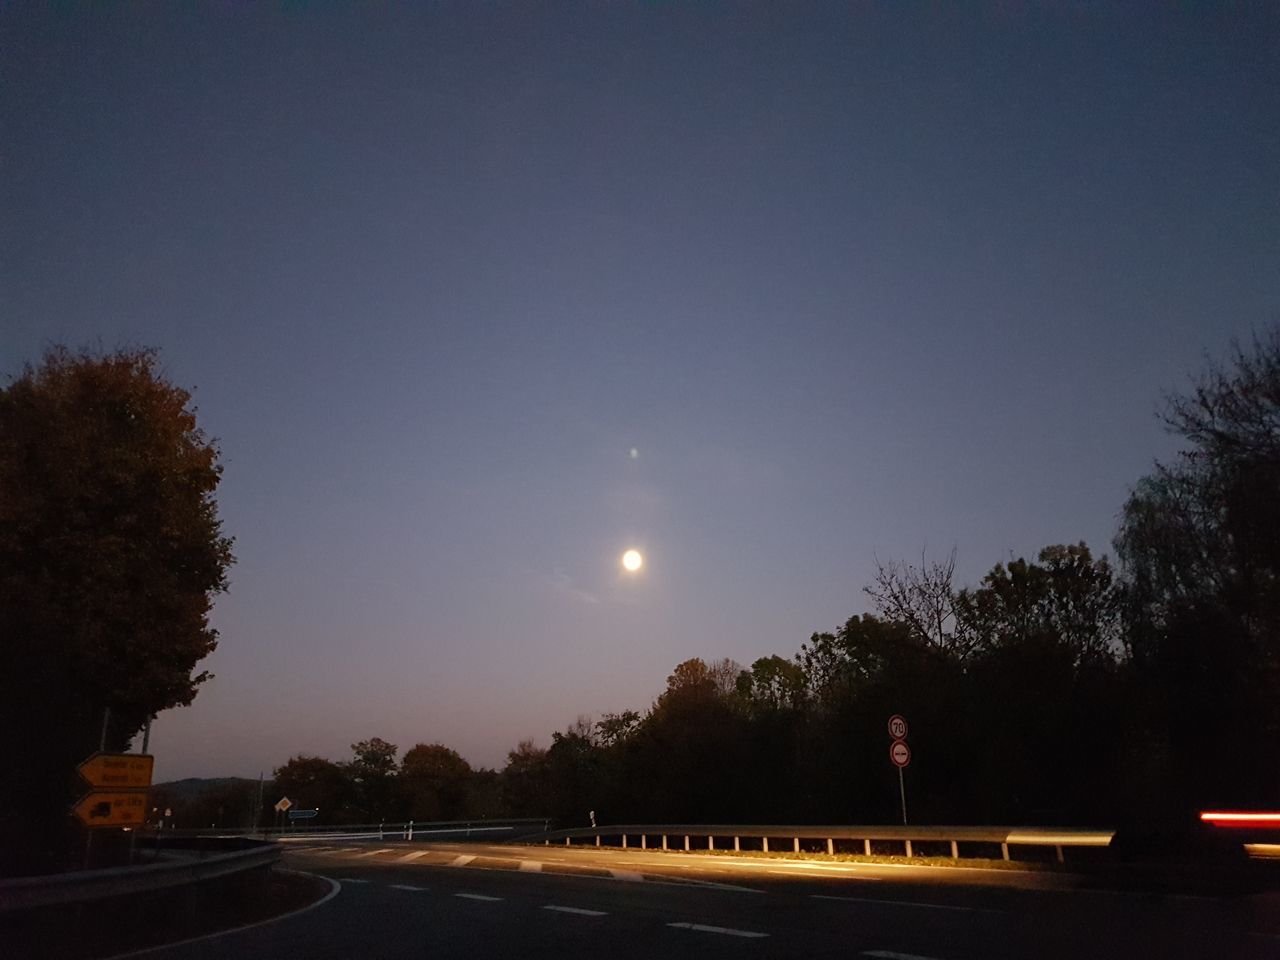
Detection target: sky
<box><xmin>2</xmin><ymin>3</ymin><xmax>1277</xmax><ymax>781</ymax></box>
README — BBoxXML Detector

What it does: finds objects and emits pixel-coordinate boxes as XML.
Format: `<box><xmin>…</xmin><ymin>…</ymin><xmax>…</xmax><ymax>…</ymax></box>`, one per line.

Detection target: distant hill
<box><xmin>153</xmin><ymin>776</ymin><xmax>265</xmax><ymax>798</ymax></box>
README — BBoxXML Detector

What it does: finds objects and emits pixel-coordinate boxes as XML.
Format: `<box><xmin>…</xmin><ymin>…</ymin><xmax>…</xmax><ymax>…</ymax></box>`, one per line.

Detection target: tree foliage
<box><xmin>0</xmin><ymin>346</ymin><xmax>232</xmax><ymax>872</ymax></box>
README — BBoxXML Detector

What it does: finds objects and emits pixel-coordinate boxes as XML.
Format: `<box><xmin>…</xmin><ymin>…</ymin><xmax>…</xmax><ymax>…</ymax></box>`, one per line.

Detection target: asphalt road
<box><xmin>118</xmin><ymin>839</ymin><xmax>1280</xmax><ymax>960</ymax></box>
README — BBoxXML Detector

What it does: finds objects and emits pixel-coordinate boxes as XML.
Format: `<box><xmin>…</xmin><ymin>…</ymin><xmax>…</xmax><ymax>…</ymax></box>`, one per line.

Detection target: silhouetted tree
<box><xmin>347</xmin><ymin>738</ymin><xmax>399</xmax><ymax>820</ymax></box>
<box><xmin>0</xmin><ymin>346</ymin><xmax>233</xmax><ymax>873</ymax></box>
<box><xmin>400</xmin><ymin>743</ymin><xmax>473</xmax><ymax>821</ymax></box>
<box><xmin>273</xmin><ymin>756</ymin><xmax>356</xmax><ymax>823</ymax></box>
<box><xmin>1117</xmin><ymin>327</ymin><xmax>1280</xmax><ymax>810</ymax></box>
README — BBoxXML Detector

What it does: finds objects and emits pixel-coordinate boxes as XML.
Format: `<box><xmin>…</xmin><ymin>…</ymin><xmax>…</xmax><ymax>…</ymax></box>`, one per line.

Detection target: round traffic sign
<box><xmin>890</xmin><ymin>740</ymin><xmax>911</xmax><ymax>767</ymax></box>
<box><xmin>888</xmin><ymin>714</ymin><xmax>909</xmax><ymax>740</ymax></box>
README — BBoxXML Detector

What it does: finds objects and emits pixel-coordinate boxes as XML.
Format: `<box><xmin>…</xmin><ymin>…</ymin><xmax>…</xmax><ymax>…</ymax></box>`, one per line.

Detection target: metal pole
<box><xmin>99</xmin><ymin>706</ymin><xmax>111</xmax><ymax>751</ymax></box>
<box><xmin>898</xmin><ymin>766</ymin><xmax>908</xmax><ymax>825</ymax></box>
<box><xmin>141</xmin><ymin>717</ymin><xmax>153</xmax><ymax>754</ymax></box>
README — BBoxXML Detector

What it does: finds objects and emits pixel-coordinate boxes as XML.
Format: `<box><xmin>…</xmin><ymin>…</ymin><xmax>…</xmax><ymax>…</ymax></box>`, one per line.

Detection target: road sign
<box><xmin>77</xmin><ymin>753</ymin><xmax>154</xmax><ymax>790</ymax></box>
<box><xmin>888</xmin><ymin>715</ymin><xmax>909</xmax><ymax>740</ymax></box>
<box><xmin>274</xmin><ymin>796</ymin><xmax>292</xmax><ymax>813</ymax></box>
<box><xmin>73</xmin><ymin>790</ymin><xmax>149</xmax><ymax>828</ymax></box>
<box><xmin>890</xmin><ymin>740</ymin><xmax>911</xmax><ymax>767</ymax></box>
<box><xmin>288</xmin><ymin>808</ymin><xmax>319</xmax><ymax>820</ymax></box>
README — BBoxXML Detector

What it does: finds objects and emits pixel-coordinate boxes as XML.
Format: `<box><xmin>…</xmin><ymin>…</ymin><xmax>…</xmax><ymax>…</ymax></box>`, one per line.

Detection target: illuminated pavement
<box><xmin>122</xmin><ymin>840</ymin><xmax>1279</xmax><ymax>959</ymax></box>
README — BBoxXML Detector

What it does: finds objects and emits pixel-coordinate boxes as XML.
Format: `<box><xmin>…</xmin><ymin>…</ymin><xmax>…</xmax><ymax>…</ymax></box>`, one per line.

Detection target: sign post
<box><xmin>887</xmin><ymin>715</ymin><xmax>910</xmax><ymax>826</ymax></box>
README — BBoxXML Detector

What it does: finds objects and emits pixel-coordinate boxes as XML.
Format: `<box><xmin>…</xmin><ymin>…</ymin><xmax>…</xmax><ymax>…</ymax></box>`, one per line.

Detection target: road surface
<box><xmin>117</xmin><ymin>839</ymin><xmax>1279</xmax><ymax>959</ymax></box>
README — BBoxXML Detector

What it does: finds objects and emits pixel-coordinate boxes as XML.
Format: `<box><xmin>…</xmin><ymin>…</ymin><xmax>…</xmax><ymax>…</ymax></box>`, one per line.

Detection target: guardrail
<box><xmin>0</xmin><ymin>839</ymin><xmax>281</xmax><ymax>912</ymax></box>
<box><xmin>190</xmin><ymin>817</ymin><xmax>551</xmax><ymax>843</ymax></box>
<box><xmin>521</xmin><ymin>824</ymin><xmax>1115</xmax><ymax>864</ymax></box>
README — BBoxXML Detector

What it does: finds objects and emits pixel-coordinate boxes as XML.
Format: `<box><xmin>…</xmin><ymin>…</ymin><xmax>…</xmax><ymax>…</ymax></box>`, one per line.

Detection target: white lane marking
<box><xmin>667</xmin><ymin>922</ymin><xmax>768</xmax><ymax>939</ymax></box>
<box><xmin>98</xmin><ymin>872</ymin><xmax>341</xmax><ymax>960</ymax></box>
<box><xmin>796</xmin><ymin>875</ymin><xmax>882</xmax><ymax>882</ymax></box>
<box><xmin>389</xmin><ymin>884</ymin><xmax>428</xmax><ymax>892</ymax></box>
<box><xmin>519</xmin><ymin>860</ymin><xmax>542</xmax><ymax>872</ymax></box>
<box><xmin>294</xmin><ymin>845</ymin><xmax>336</xmax><ymax>852</ymax></box>
<box><xmin>337</xmin><ymin>878</ymin><xmax>370</xmax><ymax>884</ymax></box>
<box><xmin>449</xmin><ymin>854</ymin><xmax>477</xmax><ymax>867</ymax></box>
<box><xmin>863</xmin><ymin>952</ymin><xmax>947</xmax><ymax>960</ymax></box>
<box><xmin>354</xmin><ymin>848</ymin><xmax>393</xmax><ymax>858</ymax></box>
<box><xmin>543</xmin><ymin>905</ymin><xmax>608</xmax><ymax>916</ymax></box>
<box><xmin>674</xmin><ymin>878</ymin><xmax>766</xmax><ymax>894</ymax></box>
<box><xmin>454</xmin><ymin>893</ymin><xmax>503</xmax><ymax>902</ymax></box>
<box><xmin>819</xmin><ymin>895</ymin><xmax>1001</xmax><ymax>914</ymax></box>
<box><xmin>398</xmin><ymin>850</ymin><xmax>430</xmax><ymax>862</ymax></box>
<box><xmin>608</xmin><ymin>869</ymin><xmax>644</xmax><ymax>882</ymax></box>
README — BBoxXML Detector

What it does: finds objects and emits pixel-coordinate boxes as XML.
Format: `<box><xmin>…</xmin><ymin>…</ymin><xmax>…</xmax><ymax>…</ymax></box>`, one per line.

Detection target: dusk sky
<box><xmin>3</xmin><ymin>4</ymin><xmax>1277</xmax><ymax>781</ymax></box>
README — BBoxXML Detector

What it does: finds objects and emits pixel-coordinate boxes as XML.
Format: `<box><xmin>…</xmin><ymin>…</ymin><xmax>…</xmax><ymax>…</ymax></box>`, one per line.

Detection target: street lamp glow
<box><xmin>621</xmin><ymin>549</ymin><xmax>643</xmax><ymax>572</ymax></box>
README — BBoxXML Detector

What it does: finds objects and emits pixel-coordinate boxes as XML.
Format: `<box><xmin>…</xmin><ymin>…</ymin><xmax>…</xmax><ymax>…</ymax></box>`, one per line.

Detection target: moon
<box><xmin>621</xmin><ymin>549</ymin><xmax>643</xmax><ymax>572</ymax></box>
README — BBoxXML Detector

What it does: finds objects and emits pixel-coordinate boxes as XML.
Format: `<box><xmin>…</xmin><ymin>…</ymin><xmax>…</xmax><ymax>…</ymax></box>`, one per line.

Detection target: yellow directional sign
<box><xmin>77</xmin><ymin>753</ymin><xmax>154</xmax><ymax>790</ymax></box>
<box><xmin>73</xmin><ymin>790</ymin><xmax>149</xmax><ymax>828</ymax></box>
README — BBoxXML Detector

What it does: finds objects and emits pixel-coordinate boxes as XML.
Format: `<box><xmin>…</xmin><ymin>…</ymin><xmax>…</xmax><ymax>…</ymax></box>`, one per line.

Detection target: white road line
<box><xmin>454</xmin><ymin>893</ymin><xmax>503</xmax><ymax>902</ymax></box>
<box><xmin>337</xmin><ymin>878</ymin><xmax>370</xmax><ymax>884</ymax></box>
<box><xmin>543</xmin><ymin>905</ymin><xmax>608</xmax><ymax>916</ymax></box>
<box><xmin>674</xmin><ymin>878</ymin><xmax>766</xmax><ymax>894</ymax></box>
<box><xmin>781</xmin><ymin>872</ymin><xmax>881</xmax><ymax>881</ymax></box>
<box><xmin>608</xmin><ymin>869</ymin><xmax>644</xmax><ymax>882</ymax></box>
<box><xmin>354</xmin><ymin>848</ymin><xmax>393</xmax><ymax>858</ymax></box>
<box><xmin>519</xmin><ymin>860</ymin><xmax>542</xmax><ymax>872</ymax></box>
<box><xmin>389</xmin><ymin>884</ymin><xmax>428</xmax><ymax>892</ymax></box>
<box><xmin>817</xmin><ymin>895</ymin><xmax>1001</xmax><ymax>914</ymax></box>
<box><xmin>863</xmin><ymin>952</ymin><xmax>947</xmax><ymax>960</ymax></box>
<box><xmin>449</xmin><ymin>854</ymin><xmax>477</xmax><ymax>867</ymax></box>
<box><xmin>667</xmin><ymin>922</ymin><xmax>768</xmax><ymax>939</ymax></box>
<box><xmin>398</xmin><ymin>850</ymin><xmax>430</xmax><ymax>862</ymax></box>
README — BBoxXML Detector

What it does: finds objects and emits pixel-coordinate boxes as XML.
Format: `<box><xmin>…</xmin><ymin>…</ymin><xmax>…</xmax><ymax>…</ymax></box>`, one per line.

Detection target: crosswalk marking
<box><xmin>398</xmin><ymin>850</ymin><xmax>430</xmax><ymax>862</ymax></box>
<box><xmin>354</xmin><ymin>848</ymin><xmax>393</xmax><ymax>858</ymax></box>
<box><xmin>449</xmin><ymin>854</ymin><xmax>476</xmax><ymax>867</ymax></box>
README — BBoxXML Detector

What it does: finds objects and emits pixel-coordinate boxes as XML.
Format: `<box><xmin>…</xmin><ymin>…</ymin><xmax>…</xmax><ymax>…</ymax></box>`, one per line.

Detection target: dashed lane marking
<box><xmin>862</xmin><ymin>952</ymin><xmax>947</xmax><ymax>960</ymax></box>
<box><xmin>667</xmin><ymin>922</ymin><xmax>768</xmax><ymax>939</ymax></box>
<box><xmin>398</xmin><ymin>851</ymin><xmax>430</xmax><ymax>862</ymax></box>
<box><xmin>543</xmin><ymin>905</ymin><xmax>608</xmax><ymax>916</ymax></box>
<box><xmin>337</xmin><ymin>878</ymin><xmax>370</xmax><ymax>884</ymax></box>
<box><xmin>389</xmin><ymin>884</ymin><xmax>428</xmax><ymax>892</ymax></box>
<box><xmin>449</xmin><ymin>854</ymin><xmax>477</xmax><ymax>867</ymax></box>
<box><xmin>454</xmin><ymin>893</ymin><xmax>503</xmax><ymax>902</ymax></box>
<box><xmin>780</xmin><ymin>871</ymin><xmax>881</xmax><ymax>881</ymax></box>
<box><xmin>817</xmin><ymin>895</ymin><xmax>1002</xmax><ymax>914</ymax></box>
<box><xmin>519</xmin><ymin>860</ymin><xmax>542</xmax><ymax>872</ymax></box>
<box><xmin>608</xmin><ymin>869</ymin><xmax>644</xmax><ymax>882</ymax></box>
<box><xmin>354</xmin><ymin>848</ymin><xmax>393</xmax><ymax>858</ymax></box>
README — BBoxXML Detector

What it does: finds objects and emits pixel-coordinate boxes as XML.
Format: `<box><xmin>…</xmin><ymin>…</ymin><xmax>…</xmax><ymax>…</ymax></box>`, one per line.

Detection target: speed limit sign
<box><xmin>888</xmin><ymin>714</ymin><xmax>908</xmax><ymax>740</ymax></box>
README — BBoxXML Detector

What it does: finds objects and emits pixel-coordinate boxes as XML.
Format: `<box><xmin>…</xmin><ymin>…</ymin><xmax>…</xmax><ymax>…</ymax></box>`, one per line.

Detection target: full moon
<box><xmin>621</xmin><ymin>549</ymin><xmax>644</xmax><ymax>572</ymax></box>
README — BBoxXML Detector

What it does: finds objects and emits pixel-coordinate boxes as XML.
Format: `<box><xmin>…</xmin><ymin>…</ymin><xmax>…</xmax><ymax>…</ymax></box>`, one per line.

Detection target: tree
<box><xmin>347</xmin><ymin>738</ymin><xmax>399</xmax><ymax>821</ymax></box>
<box><xmin>273</xmin><ymin>756</ymin><xmax>356</xmax><ymax>823</ymax></box>
<box><xmin>0</xmin><ymin>346</ymin><xmax>233</xmax><ymax>872</ymax></box>
<box><xmin>400</xmin><ymin>743</ymin><xmax>473</xmax><ymax>821</ymax></box>
<box><xmin>1116</xmin><ymin>327</ymin><xmax>1280</xmax><ymax>810</ymax></box>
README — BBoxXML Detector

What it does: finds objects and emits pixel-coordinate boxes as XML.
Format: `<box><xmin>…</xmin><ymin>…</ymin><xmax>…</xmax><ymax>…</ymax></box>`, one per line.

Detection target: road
<box><xmin>120</xmin><ymin>839</ymin><xmax>1279</xmax><ymax>960</ymax></box>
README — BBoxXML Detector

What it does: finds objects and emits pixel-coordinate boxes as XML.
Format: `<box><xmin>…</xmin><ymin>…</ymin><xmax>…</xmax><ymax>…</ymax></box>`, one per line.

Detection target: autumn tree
<box><xmin>0</xmin><ymin>347</ymin><xmax>232</xmax><ymax>872</ymax></box>
<box><xmin>400</xmin><ymin>743</ymin><xmax>473</xmax><ymax>821</ymax></box>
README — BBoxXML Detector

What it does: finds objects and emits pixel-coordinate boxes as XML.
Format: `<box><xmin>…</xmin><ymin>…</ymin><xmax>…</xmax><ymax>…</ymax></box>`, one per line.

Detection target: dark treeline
<box><xmin>271</xmin><ymin>330</ymin><xmax>1280</xmax><ymax>830</ymax></box>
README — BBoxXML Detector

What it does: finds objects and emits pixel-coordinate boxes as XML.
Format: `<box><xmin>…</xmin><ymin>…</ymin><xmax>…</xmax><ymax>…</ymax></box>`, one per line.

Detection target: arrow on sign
<box><xmin>73</xmin><ymin>790</ymin><xmax>149</xmax><ymax>828</ymax></box>
<box><xmin>78</xmin><ymin>753</ymin><xmax>154</xmax><ymax>790</ymax></box>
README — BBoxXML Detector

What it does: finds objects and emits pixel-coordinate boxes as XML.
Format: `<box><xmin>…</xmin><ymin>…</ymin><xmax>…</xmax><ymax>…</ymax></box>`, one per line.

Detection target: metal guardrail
<box><xmin>0</xmin><ymin>840</ymin><xmax>281</xmax><ymax>912</ymax></box>
<box><xmin>523</xmin><ymin>823</ymin><xmax>1116</xmax><ymax>864</ymax></box>
<box><xmin>178</xmin><ymin>817</ymin><xmax>550</xmax><ymax>842</ymax></box>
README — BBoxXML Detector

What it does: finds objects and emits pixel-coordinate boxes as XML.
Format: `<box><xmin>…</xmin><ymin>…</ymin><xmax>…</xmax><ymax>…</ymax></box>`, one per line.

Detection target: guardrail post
<box><xmin>662</xmin><ymin>834</ymin><xmax>668</xmax><ymax>851</ymax></box>
<box><xmin>408</xmin><ymin>820</ymin><xmax>414</xmax><ymax>841</ymax></box>
<box><xmin>709</xmin><ymin>836</ymin><xmax>714</xmax><ymax>851</ymax></box>
<box><xmin>762</xmin><ymin>837</ymin><xmax>769</xmax><ymax>853</ymax></box>
<box><xmin>641</xmin><ymin>834</ymin><xmax>647</xmax><ymax>850</ymax></box>
<box><xmin>950</xmin><ymin>840</ymin><xmax>958</xmax><ymax>859</ymax></box>
<box><xmin>380</xmin><ymin>821</ymin><xmax>384</xmax><ymax>840</ymax></box>
<box><xmin>565</xmin><ymin>836</ymin><xmax>570</xmax><ymax>846</ymax></box>
<box><xmin>793</xmin><ymin>837</ymin><xmax>800</xmax><ymax>853</ymax></box>
<box><xmin>596</xmin><ymin>835</ymin><xmax>601</xmax><ymax>847</ymax></box>
<box><xmin>734</xmin><ymin>836</ymin><xmax>740</xmax><ymax>852</ymax></box>
<box><xmin>904</xmin><ymin>840</ymin><xmax>913</xmax><ymax>858</ymax></box>
<box><xmin>827</xmin><ymin>838</ymin><xmax>834</xmax><ymax>856</ymax></box>
<box><xmin>863</xmin><ymin>839</ymin><xmax>871</xmax><ymax>856</ymax></box>
<box><xmin>683</xmin><ymin>835</ymin><xmax>690</xmax><ymax>851</ymax></box>
<box><xmin>622</xmin><ymin>834</ymin><xmax>627</xmax><ymax>849</ymax></box>
<box><xmin>1001</xmin><ymin>842</ymin><xmax>1009</xmax><ymax>861</ymax></box>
